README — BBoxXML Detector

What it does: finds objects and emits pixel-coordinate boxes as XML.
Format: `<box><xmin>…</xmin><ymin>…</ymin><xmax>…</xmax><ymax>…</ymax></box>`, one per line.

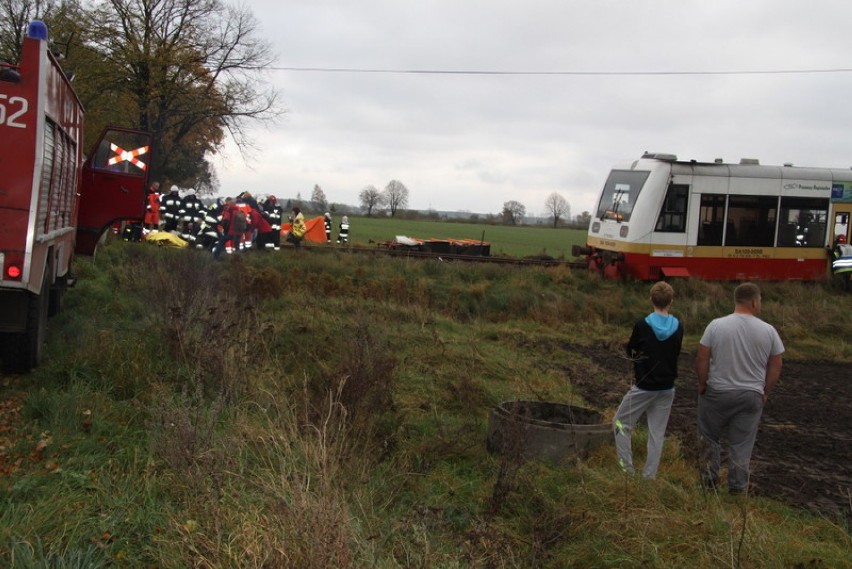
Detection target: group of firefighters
<box><xmin>138</xmin><ymin>182</ymin><xmax>351</xmax><ymax>253</ymax></box>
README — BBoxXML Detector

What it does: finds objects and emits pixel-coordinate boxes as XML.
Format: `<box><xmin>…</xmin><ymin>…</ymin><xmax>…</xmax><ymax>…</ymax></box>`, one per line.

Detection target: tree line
<box><xmin>502</xmin><ymin>193</ymin><xmax>590</xmax><ymax>228</ymax></box>
<box><xmin>301</xmin><ymin>180</ymin><xmax>409</xmax><ymax>218</ymax></box>
<box><xmin>347</xmin><ymin>181</ymin><xmax>588</xmax><ymax>226</ymax></box>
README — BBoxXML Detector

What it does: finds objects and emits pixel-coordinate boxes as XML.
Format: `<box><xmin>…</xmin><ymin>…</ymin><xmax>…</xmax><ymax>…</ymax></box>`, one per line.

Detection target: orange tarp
<box><xmin>281</xmin><ymin>216</ymin><xmax>328</xmax><ymax>244</ymax></box>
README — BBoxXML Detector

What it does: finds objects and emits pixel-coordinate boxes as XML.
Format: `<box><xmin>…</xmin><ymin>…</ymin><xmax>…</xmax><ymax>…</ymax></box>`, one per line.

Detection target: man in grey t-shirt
<box><xmin>695</xmin><ymin>282</ymin><xmax>784</xmax><ymax>494</ymax></box>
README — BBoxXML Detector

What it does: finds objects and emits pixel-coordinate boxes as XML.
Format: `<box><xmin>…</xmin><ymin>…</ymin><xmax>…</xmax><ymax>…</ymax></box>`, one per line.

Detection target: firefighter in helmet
<box><xmin>324</xmin><ymin>212</ymin><xmax>333</xmax><ymax>243</ymax></box>
<box><xmin>337</xmin><ymin>215</ymin><xmax>350</xmax><ymax>245</ymax></box>
<box><xmin>160</xmin><ymin>185</ymin><xmax>182</xmax><ymax>233</ymax></box>
<box><xmin>261</xmin><ymin>195</ymin><xmax>283</xmax><ymax>250</ymax></box>
<box><xmin>178</xmin><ymin>189</ymin><xmax>204</xmax><ymax>244</ymax></box>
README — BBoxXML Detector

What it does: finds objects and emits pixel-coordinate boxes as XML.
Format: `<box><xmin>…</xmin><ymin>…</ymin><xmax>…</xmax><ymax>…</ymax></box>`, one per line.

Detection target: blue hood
<box><xmin>645</xmin><ymin>312</ymin><xmax>680</xmax><ymax>341</ymax></box>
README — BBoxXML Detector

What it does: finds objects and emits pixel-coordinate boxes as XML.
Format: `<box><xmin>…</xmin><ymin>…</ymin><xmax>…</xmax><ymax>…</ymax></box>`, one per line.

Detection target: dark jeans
<box><xmin>256</xmin><ymin>231</ymin><xmax>279</xmax><ymax>250</ymax></box>
<box><xmin>213</xmin><ymin>234</ymin><xmax>240</xmax><ymax>259</ymax></box>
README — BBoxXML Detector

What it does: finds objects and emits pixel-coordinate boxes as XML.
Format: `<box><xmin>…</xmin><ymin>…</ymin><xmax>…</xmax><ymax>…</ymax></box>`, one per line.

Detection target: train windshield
<box><xmin>595</xmin><ymin>170</ymin><xmax>650</xmax><ymax>222</ymax></box>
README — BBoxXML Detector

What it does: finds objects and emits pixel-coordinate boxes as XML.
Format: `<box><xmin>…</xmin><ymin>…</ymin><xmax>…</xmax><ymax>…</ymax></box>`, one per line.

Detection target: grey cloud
<box><xmin>218</xmin><ymin>0</ymin><xmax>852</xmax><ymax>215</ymax></box>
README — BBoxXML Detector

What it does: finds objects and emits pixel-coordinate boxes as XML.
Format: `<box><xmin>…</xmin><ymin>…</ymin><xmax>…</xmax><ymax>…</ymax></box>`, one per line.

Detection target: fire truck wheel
<box><xmin>0</xmin><ymin>275</ymin><xmax>49</xmax><ymax>374</ymax></box>
<box><xmin>48</xmin><ymin>274</ymin><xmax>67</xmax><ymax>317</ymax></box>
<box><xmin>27</xmin><ymin>274</ymin><xmax>50</xmax><ymax>369</ymax></box>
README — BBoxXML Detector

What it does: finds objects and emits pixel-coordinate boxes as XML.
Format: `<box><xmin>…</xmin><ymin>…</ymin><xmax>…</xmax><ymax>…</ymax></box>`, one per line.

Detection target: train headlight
<box><xmin>591</xmin><ymin>222</ymin><xmax>600</xmax><ymax>233</ymax></box>
<box><xmin>619</xmin><ymin>225</ymin><xmax>629</xmax><ymax>238</ymax></box>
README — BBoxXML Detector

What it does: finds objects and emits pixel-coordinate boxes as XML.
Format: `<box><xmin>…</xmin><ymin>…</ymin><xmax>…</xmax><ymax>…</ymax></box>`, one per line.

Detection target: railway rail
<box><xmin>294</xmin><ymin>242</ymin><xmax>589</xmax><ymax>269</ymax></box>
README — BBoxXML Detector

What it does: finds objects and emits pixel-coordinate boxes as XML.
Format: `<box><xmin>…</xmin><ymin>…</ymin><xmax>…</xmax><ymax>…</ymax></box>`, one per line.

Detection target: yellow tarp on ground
<box><xmin>144</xmin><ymin>231</ymin><xmax>188</xmax><ymax>248</ymax></box>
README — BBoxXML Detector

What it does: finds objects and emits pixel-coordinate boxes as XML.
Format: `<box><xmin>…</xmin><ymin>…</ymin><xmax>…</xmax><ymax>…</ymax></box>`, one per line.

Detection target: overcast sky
<box><xmin>215</xmin><ymin>0</ymin><xmax>852</xmax><ymax>217</ymax></box>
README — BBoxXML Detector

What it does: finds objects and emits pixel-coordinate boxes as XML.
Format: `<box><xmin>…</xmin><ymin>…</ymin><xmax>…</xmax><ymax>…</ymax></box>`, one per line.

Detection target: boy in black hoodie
<box><xmin>613</xmin><ymin>281</ymin><xmax>684</xmax><ymax>478</ymax></box>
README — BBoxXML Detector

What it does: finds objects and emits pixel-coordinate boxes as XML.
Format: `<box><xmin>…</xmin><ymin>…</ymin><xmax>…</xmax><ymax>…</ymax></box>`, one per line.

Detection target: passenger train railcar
<box><xmin>576</xmin><ymin>152</ymin><xmax>852</xmax><ymax>281</ymax></box>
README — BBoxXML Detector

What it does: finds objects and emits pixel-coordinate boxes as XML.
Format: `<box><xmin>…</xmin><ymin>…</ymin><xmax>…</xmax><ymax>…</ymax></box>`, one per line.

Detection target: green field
<box><xmin>1</xmin><ymin>244</ymin><xmax>850</xmax><ymax>567</ymax></box>
<box><xmin>323</xmin><ymin>215</ymin><xmax>588</xmax><ymax>258</ymax></box>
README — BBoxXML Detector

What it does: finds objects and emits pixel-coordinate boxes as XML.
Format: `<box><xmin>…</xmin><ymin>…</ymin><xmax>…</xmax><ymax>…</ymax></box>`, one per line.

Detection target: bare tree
<box><xmin>384</xmin><ymin>180</ymin><xmax>408</xmax><ymax>217</ymax></box>
<box><xmin>502</xmin><ymin>200</ymin><xmax>526</xmax><ymax>225</ymax></box>
<box><xmin>0</xmin><ymin>0</ymin><xmax>32</xmax><ymax>63</ymax></box>
<box><xmin>544</xmin><ymin>192</ymin><xmax>570</xmax><ymax>228</ymax></box>
<box><xmin>359</xmin><ymin>185</ymin><xmax>384</xmax><ymax>216</ymax></box>
<box><xmin>194</xmin><ymin>165</ymin><xmax>220</xmax><ymax>196</ymax></box>
<box><xmin>76</xmin><ymin>0</ymin><xmax>282</xmax><ymax>185</ymax></box>
<box><xmin>0</xmin><ymin>0</ymin><xmax>63</xmax><ymax>63</ymax></box>
<box><xmin>311</xmin><ymin>184</ymin><xmax>328</xmax><ymax>212</ymax></box>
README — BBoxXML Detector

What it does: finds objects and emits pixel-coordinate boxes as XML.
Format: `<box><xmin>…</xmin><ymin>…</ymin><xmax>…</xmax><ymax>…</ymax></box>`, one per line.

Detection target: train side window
<box><xmin>654</xmin><ymin>184</ymin><xmax>689</xmax><ymax>232</ymax></box>
<box><xmin>725</xmin><ymin>195</ymin><xmax>777</xmax><ymax>247</ymax></box>
<box><xmin>778</xmin><ymin>197</ymin><xmax>829</xmax><ymax>247</ymax></box>
<box><xmin>697</xmin><ymin>194</ymin><xmax>725</xmax><ymax>246</ymax></box>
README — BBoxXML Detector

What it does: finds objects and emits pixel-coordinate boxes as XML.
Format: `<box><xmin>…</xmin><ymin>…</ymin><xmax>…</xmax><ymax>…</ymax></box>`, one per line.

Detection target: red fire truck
<box><xmin>0</xmin><ymin>21</ymin><xmax>151</xmax><ymax>373</ymax></box>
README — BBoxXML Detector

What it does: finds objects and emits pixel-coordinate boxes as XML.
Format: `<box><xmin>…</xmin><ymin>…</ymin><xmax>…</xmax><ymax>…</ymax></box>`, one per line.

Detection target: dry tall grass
<box><xmin>2</xmin><ymin>242</ymin><xmax>850</xmax><ymax>567</ymax></box>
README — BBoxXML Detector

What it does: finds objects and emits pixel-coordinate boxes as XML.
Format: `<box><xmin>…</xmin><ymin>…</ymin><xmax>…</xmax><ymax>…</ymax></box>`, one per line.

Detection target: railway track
<box><xmin>295</xmin><ymin>242</ymin><xmax>589</xmax><ymax>269</ymax></box>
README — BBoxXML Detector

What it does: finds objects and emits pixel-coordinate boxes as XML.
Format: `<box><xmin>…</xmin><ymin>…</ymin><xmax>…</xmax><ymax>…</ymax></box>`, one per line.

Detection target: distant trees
<box><xmin>544</xmin><ymin>192</ymin><xmax>571</xmax><ymax>228</ymax></box>
<box><xmin>502</xmin><ymin>200</ymin><xmax>526</xmax><ymax>225</ymax></box>
<box><xmin>575</xmin><ymin>211</ymin><xmax>592</xmax><ymax>227</ymax></box>
<box><xmin>384</xmin><ymin>180</ymin><xmax>408</xmax><ymax>217</ymax></box>
<box><xmin>311</xmin><ymin>184</ymin><xmax>328</xmax><ymax>211</ymax></box>
<box><xmin>359</xmin><ymin>185</ymin><xmax>384</xmax><ymax>216</ymax></box>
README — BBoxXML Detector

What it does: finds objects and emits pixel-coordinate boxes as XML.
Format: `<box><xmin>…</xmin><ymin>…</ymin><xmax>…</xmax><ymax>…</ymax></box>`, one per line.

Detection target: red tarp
<box><xmin>281</xmin><ymin>216</ymin><xmax>327</xmax><ymax>244</ymax></box>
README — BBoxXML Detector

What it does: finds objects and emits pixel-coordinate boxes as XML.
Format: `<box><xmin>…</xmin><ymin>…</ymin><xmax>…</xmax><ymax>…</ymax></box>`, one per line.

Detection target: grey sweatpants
<box><xmin>697</xmin><ymin>389</ymin><xmax>764</xmax><ymax>492</ymax></box>
<box><xmin>613</xmin><ymin>386</ymin><xmax>675</xmax><ymax>478</ymax></box>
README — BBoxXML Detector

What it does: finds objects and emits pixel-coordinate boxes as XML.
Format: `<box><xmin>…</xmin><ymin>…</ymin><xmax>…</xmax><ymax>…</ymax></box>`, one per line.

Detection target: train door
<box><xmin>831</xmin><ymin>204</ymin><xmax>851</xmax><ymax>244</ymax></box>
<box><xmin>652</xmin><ymin>181</ymin><xmax>690</xmax><ymax>239</ymax></box>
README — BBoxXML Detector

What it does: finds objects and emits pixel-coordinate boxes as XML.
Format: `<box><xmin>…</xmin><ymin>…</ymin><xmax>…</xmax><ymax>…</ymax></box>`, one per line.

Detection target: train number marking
<box><xmin>729</xmin><ymin>248</ymin><xmax>769</xmax><ymax>259</ymax></box>
<box><xmin>0</xmin><ymin>95</ymin><xmax>29</xmax><ymax>128</ymax></box>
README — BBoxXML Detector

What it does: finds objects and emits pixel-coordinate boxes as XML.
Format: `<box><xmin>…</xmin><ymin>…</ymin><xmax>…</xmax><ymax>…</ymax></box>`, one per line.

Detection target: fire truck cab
<box><xmin>0</xmin><ymin>21</ymin><xmax>151</xmax><ymax>373</ymax></box>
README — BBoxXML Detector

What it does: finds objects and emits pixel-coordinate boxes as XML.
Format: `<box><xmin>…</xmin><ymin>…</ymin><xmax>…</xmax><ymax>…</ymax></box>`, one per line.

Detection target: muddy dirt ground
<box><xmin>571</xmin><ymin>346</ymin><xmax>852</xmax><ymax>525</ymax></box>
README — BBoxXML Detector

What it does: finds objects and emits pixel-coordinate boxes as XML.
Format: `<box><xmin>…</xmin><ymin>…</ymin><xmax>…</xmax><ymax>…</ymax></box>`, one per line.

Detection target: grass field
<box><xmin>323</xmin><ymin>215</ymin><xmax>588</xmax><ymax>259</ymax></box>
<box><xmin>1</xmin><ymin>243</ymin><xmax>850</xmax><ymax>567</ymax></box>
